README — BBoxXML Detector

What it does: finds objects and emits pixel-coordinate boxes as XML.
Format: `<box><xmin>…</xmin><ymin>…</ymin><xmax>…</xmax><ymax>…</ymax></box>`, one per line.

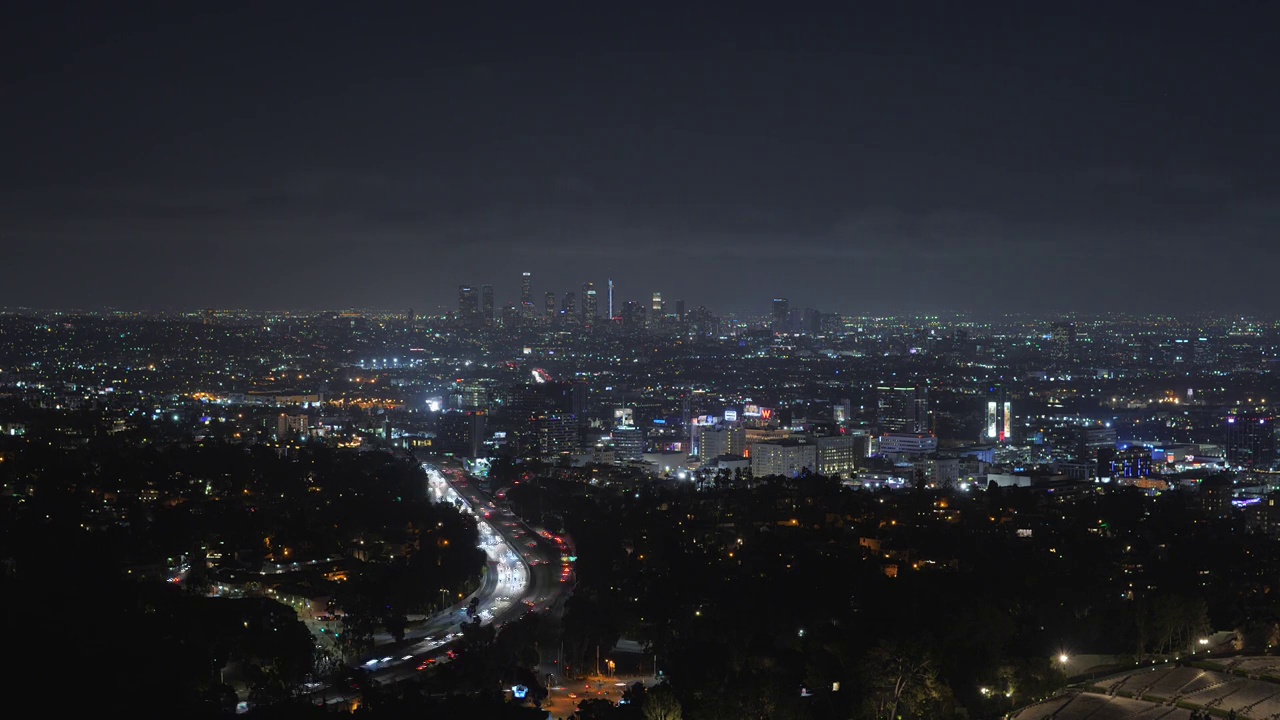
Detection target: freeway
<box><xmin>296</xmin><ymin>459</ymin><xmax>569</xmax><ymax>707</ymax></box>
<box><xmin>425</xmin><ymin>461</ymin><xmax>569</xmax><ymax>622</ymax></box>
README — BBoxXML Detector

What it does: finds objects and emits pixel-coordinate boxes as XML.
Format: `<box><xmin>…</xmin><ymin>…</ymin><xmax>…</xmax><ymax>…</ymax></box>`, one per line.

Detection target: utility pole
<box><xmin>596</xmin><ymin>645</ymin><xmax>600</xmax><ymax>678</ymax></box>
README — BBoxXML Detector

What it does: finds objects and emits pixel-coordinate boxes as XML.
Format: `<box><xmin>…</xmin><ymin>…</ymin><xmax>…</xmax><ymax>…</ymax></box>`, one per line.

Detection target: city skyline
<box><xmin>5</xmin><ymin>5</ymin><xmax>1280</xmax><ymax>716</ymax></box>
<box><xmin>5</xmin><ymin>297</ymin><xmax>1280</xmax><ymax>716</ymax></box>
<box><xmin>2</xmin><ymin>4</ymin><xmax>1278</xmax><ymax>314</ymax></box>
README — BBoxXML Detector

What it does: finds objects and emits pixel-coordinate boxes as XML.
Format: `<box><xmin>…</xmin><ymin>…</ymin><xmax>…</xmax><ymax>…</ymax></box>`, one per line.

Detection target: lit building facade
<box><xmin>750</xmin><ymin>438</ymin><xmax>816</xmax><ymax>478</ymax></box>
<box><xmin>697</xmin><ymin>424</ymin><xmax>746</xmax><ymax>463</ymax></box>
<box><xmin>815</xmin><ymin>434</ymin><xmax>860</xmax><ymax>478</ymax></box>
<box><xmin>877</xmin><ymin>384</ymin><xmax>931</xmax><ymax>434</ymax></box>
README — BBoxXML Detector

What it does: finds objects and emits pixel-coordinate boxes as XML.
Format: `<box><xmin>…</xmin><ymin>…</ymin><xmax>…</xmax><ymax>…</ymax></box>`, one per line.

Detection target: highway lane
<box><xmin>426</xmin><ymin>462</ymin><xmax>567</xmax><ymax>621</ymax></box>
<box><xmin>296</xmin><ymin>460</ymin><xmax>568</xmax><ymax>707</ymax></box>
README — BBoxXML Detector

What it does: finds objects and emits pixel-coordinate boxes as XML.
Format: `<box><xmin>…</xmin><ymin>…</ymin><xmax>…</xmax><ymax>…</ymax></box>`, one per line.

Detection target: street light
<box><xmin>1058</xmin><ymin>653</ymin><xmax>1070</xmax><ymax>665</ymax></box>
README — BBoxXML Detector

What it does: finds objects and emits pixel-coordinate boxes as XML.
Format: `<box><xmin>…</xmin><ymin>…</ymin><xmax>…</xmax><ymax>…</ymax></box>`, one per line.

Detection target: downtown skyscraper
<box><xmin>581</xmin><ymin>281</ymin><xmax>597</xmax><ymax>324</ymax></box>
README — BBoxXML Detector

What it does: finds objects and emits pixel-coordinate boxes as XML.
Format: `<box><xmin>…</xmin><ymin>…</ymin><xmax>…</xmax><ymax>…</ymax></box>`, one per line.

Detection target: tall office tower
<box><xmin>501</xmin><ymin>304</ymin><xmax>520</xmax><ymax>326</ymax></box>
<box><xmin>620</xmin><ymin>300</ymin><xmax>646</xmax><ymax>328</ymax></box>
<box><xmin>984</xmin><ymin>386</ymin><xmax>1014</xmax><ymax>443</ymax></box>
<box><xmin>675</xmin><ymin>299</ymin><xmax>686</xmax><ymax>323</ymax></box>
<box><xmin>611</xmin><ymin>425</ymin><xmax>645</xmax><ymax>462</ymax></box>
<box><xmin>876</xmin><ymin>384</ymin><xmax>931</xmax><ymax>434</ymax></box>
<box><xmin>802</xmin><ymin>308</ymin><xmax>822</xmax><ymax>335</ymax></box>
<box><xmin>1049</xmin><ymin>321</ymin><xmax>1077</xmax><ymax>363</ymax></box>
<box><xmin>520</xmin><ymin>271</ymin><xmax>533</xmax><ymax>322</ymax></box>
<box><xmin>561</xmin><ymin>291</ymin><xmax>577</xmax><ymax>320</ymax></box>
<box><xmin>582</xmin><ymin>282</ymin><xmax>598</xmax><ymax>323</ymax></box>
<box><xmin>457</xmin><ymin>285</ymin><xmax>478</xmax><ymax>325</ymax></box>
<box><xmin>651</xmin><ymin>292</ymin><xmax>663</xmax><ymax>316</ymax></box>
<box><xmin>535</xmin><ymin>412</ymin><xmax>580</xmax><ymax>457</ymax></box>
<box><xmin>572</xmin><ymin>379</ymin><xmax>588</xmax><ymax>425</ymax></box>
<box><xmin>607</xmin><ymin>279</ymin><xmax>614</xmax><ymax>319</ymax></box>
<box><xmin>1226</xmin><ymin>415</ymin><xmax>1277</xmax><ymax>468</ymax></box>
<box><xmin>481</xmin><ymin>285</ymin><xmax>494</xmax><ymax>324</ymax></box>
<box><xmin>681</xmin><ymin>392</ymin><xmax>693</xmax><ymax>452</ymax></box>
<box><xmin>772</xmin><ymin>298</ymin><xmax>789</xmax><ymax>333</ymax></box>
<box><xmin>438</xmin><ymin>410</ymin><xmax>488</xmax><ymax>457</ymax></box>
<box><xmin>544</xmin><ymin>292</ymin><xmax>556</xmax><ymax>322</ymax></box>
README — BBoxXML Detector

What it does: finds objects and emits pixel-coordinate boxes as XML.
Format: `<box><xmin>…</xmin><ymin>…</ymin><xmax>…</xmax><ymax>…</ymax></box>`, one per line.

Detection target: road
<box><xmin>540</xmin><ymin>674</ymin><xmax>657</xmax><ymax>720</ymax></box>
<box><xmin>296</xmin><ymin>459</ymin><xmax>569</xmax><ymax>707</ymax></box>
<box><xmin>425</xmin><ymin>461</ymin><xmax>569</xmax><ymax>625</ymax></box>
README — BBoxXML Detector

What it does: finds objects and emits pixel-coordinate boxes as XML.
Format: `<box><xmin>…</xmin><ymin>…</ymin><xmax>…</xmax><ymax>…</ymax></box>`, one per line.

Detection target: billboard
<box><xmin>1002</xmin><ymin>401</ymin><xmax>1012</xmax><ymax>443</ymax></box>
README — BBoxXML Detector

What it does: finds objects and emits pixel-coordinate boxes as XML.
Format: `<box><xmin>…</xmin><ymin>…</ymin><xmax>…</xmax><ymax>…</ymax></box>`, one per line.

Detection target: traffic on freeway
<box><xmin>298</xmin><ymin>459</ymin><xmax>569</xmax><ymax>707</ymax></box>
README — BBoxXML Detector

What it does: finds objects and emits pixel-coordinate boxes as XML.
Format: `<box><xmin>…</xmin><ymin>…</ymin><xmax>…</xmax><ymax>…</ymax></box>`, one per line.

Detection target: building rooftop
<box><xmin>1013</xmin><ymin>658</ymin><xmax>1280</xmax><ymax>720</ymax></box>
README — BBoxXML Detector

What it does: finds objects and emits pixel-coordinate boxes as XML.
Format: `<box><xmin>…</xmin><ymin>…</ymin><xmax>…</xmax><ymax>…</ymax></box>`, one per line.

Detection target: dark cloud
<box><xmin>0</xmin><ymin>3</ymin><xmax>1277</xmax><ymax>315</ymax></box>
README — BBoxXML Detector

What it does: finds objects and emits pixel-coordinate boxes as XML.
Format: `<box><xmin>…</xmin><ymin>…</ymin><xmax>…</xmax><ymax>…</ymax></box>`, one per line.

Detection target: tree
<box><xmin>642</xmin><ymin>684</ymin><xmax>683</xmax><ymax>720</ymax></box>
<box><xmin>573</xmin><ymin>698</ymin><xmax>625</xmax><ymax>720</ymax></box>
<box><xmin>382</xmin><ymin>605</ymin><xmax>407</xmax><ymax>643</ymax></box>
<box><xmin>1136</xmin><ymin>594</ymin><xmax>1210</xmax><ymax>656</ymax></box>
<box><xmin>337</xmin><ymin>607</ymin><xmax>378</xmax><ymax>660</ymax></box>
<box><xmin>862</xmin><ymin>641</ymin><xmax>946</xmax><ymax>720</ymax></box>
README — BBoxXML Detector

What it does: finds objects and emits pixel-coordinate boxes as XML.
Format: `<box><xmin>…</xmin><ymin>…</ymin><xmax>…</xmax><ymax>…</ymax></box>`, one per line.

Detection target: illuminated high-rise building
<box><xmin>561</xmin><ymin>291</ymin><xmax>577</xmax><ymax>320</ymax></box>
<box><xmin>772</xmin><ymin>298</ymin><xmax>789</xmax><ymax>333</ymax></box>
<box><xmin>877</xmin><ymin>384</ymin><xmax>931</xmax><ymax>434</ymax></box>
<box><xmin>535</xmin><ymin>412</ymin><xmax>579</xmax><ymax>457</ymax></box>
<box><xmin>481</xmin><ymin>285</ymin><xmax>494</xmax><ymax>324</ymax></box>
<box><xmin>612</xmin><ymin>422</ymin><xmax>644</xmax><ymax>462</ymax></box>
<box><xmin>984</xmin><ymin>386</ymin><xmax>1013</xmax><ymax>443</ymax></box>
<box><xmin>815</xmin><ymin>434</ymin><xmax>860</xmax><ymax>478</ymax></box>
<box><xmin>697</xmin><ymin>424</ymin><xmax>746</xmax><ymax>463</ymax></box>
<box><xmin>620</xmin><ymin>300</ymin><xmax>646</xmax><ymax>328</ymax></box>
<box><xmin>581</xmin><ymin>282</ymin><xmax>597</xmax><ymax>323</ymax></box>
<box><xmin>651</xmin><ymin>292</ymin><xmax>663</xmax><ymax>316</ymax></box>
<box><xmin>1226</xmin><ymin>415</ymin><xmax>1277</xmax><ymax>468</ymax></box>
<box><xmin>572</xmin><ymin>380</ymin><xmax>589</xmax><ymax>425</ymax></box>
<box><xmin>750</xmin><ymin>438</ymin><xmax>816</xmax><ymax>479</ymax></box>
<box><xmin>1049</xmin><ymin>321</ymin><xmax>1077</xmax><ymax>363</ymax></box>
<box><xmin>457</xmin><ymin>285</ymin><xmax>478</xmax><ymax>325</ymax></box>
<box><xmin>608</xmin><ymin>279</ymin><xmax>615</xmax><ymax>319</ymax></box>
<box><xmin>520</xmin><ymin>272</ymin><xmax>533</xmax><ymax>321</ymax></box>
<box><xmin>544</xmin><ymin>292</ymin><xmax>556</xmax><ymax>322</ymax></box>
<box><xmin>501</xmin><ymin>304</ymin><xmax>520</xmax><ymax>326</ymax></box>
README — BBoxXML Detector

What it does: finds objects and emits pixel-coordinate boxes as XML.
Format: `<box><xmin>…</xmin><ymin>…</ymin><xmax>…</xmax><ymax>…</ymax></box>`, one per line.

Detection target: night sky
<box><xmin>2</xmin><ymin>3</ymin><xmax>1276</xmax><ymax>316</ymax></box>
